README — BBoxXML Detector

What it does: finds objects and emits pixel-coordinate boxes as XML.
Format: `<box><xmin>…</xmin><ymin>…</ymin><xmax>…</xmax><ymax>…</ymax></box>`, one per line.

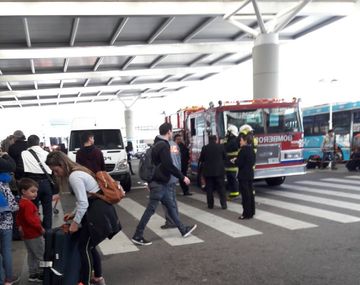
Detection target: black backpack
<box><xmin>138</xmin><ymin>141</ymin><xmax>164</xmax><ymax>183</ymax></box>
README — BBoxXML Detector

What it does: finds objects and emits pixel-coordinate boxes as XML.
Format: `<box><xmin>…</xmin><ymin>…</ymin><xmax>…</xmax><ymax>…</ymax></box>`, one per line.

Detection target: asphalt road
<box><xmin>14</xmin><ymin>163</ymin><xmax>360</xmax><ymax>285</ymax></box>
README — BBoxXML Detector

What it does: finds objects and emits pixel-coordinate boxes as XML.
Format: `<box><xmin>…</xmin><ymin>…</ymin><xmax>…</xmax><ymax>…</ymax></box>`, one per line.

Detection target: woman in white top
<box><xmin>45</xmin><ymin>151</ymin><xmax>120</xmax><ymax>285</ymax></box>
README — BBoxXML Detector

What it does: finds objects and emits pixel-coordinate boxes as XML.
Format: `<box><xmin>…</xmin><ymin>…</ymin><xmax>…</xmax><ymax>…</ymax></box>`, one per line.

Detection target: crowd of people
<box><xmin>4</xmin><ymin>121</ymin><xmax>350</xmax><ymax>284</ymax></box>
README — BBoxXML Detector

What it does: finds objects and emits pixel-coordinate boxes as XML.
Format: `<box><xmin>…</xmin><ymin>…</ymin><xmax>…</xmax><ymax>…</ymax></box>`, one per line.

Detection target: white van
<box><xmin>68</xmin><ymin>122</ymin><xmax>131</xmax><ymax>192</ymax></box>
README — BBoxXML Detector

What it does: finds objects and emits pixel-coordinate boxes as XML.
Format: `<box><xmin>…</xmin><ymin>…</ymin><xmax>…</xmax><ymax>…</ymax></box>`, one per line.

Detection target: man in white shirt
<box><xmin>321</xmin><ymin>129</ymin><xmax>337</xmax><ymax>170</ymax></box>
<box><xmin>21</xmin><ymin>135</ymin><xmax>56</xmax><ymax>230</ymax></box>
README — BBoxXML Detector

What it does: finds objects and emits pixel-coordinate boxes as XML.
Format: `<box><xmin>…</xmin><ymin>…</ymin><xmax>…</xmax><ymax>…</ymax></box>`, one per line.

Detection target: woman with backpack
<box><xmin>45</xmin><ymin>151</ymin><xmax>121</xmax><ymax>285</ymax></box>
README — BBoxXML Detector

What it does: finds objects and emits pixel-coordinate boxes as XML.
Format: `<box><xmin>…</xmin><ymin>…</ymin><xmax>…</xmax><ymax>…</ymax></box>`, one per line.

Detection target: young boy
<box><xmin>16</xmin><ymin>178</ymin><xmax>45</xmax><ymax>283</ymax></box>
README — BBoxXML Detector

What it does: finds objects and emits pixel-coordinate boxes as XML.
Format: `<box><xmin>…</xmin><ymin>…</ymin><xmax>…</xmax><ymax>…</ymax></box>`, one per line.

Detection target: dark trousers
<box><xmin>134</xmin><ymin>182</ymin><xmax>187</xmax><ymax>237</ymax></box>
<box><xmin>239</xmin><ymin>179</ymin><xmax>255</xmax><ymax>218</ymax></box>
<box><xmin>78</xmin><ymin>217</ymin><xmax>102</xmax><ymax>285</ymax></box>
<box><xmin>179</xmin><ymin>167</ymin><xmax>189</xmax><ymax>194</ymax></box>
<box><xmin>205</xmin><ymin>176</ymin><xmax>227</xmax><ymax>209</ymax></box>
<box><xmin>33</xmin><ymin>179</ymin><xmax>53</xmax><ymax>230</ymax></box>
<box><xmin>226</xmin><ymin>172</ymin><xmax>238</xmax><ymax>194</ymax></box>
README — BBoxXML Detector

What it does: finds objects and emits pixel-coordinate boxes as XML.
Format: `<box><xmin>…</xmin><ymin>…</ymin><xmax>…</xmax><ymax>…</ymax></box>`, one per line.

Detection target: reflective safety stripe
<box><xmin>225</xmin><ymin>167</ymin><xmax>238</xmax><ymax>172</ymax></box>
<box><xmin>229</xmin><ymin>192</ymin><xmax>239</xmax><ymax>197</ymax></box>
<box><xmin>227</xmin><ymin>151</ymin><xmax>239</xmax><ymax>156</ymax></box>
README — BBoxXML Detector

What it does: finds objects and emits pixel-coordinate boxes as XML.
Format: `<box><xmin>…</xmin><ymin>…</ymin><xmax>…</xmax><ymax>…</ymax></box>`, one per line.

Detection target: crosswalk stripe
<box><xmin>281</xmin><ymin>184</ymin><xmax>360</xmax><ymax>200</ymax></box>
<box><xmin>190</xmin><ymin>193</ymin><xmax>317</xmax><ymax>230</ymax></box>
<box><xmin>296</xmin><ymin>181</ymin><xmax>360</xmax><ymax>192</ymax></box>
<box><xmin>322</xmin><ymin>178</ymin><xmax>360</xmax><ymax>186</ymax></box>
<box><xmin>255</xmin><ymin>196</ymin><xmax>360</xmax><ymax>223</ymax></box>
<box><xmin>118</xmin><ymin>198</ymin><xmax>204</xmax><ymax>246</ymax></box>
<box><xmin>99</xmin><ymin>231</ymin><xmax>139</xmax><ymax>254</ymax></box>
<box><xmin>346</xmin><ymin>176</ymin><xmax>360</xmax><ymax>179</ymax></box>
<box><xmin>176</xmin><ymin>200</ymin><xmax>262</xmax><ymax>238</ymax></box>
<box><xmin>267</xmin><ymin>190</ymin><xmax>360</xmax><ymax>212</ymax></box>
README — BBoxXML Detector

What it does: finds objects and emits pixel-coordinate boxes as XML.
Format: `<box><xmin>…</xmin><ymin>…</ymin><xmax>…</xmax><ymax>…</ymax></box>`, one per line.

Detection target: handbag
<box><xmin>28</xmin><ymin>149</ymin><xmax>56</xmax><ymax>189</ymax></box>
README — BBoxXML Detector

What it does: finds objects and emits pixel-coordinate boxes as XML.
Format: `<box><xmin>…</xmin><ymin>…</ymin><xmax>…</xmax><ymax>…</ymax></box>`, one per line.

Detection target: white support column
<box><xmin>124</xmin><ymin>108</ymin><xmax>135</xmax><ymax>143</ymax></box>
<box><xmin>252</xmin><ymin>33</ymin><xmax>279</xmax><ymax>99</ymax></box>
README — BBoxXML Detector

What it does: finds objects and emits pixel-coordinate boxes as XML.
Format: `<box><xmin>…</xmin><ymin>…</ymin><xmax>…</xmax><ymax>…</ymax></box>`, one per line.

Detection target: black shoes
<box><xmin>160</xmin><ymin>224</ymin><xmax>177</xmax><ymax>229</ymax></box>
<box><xmin>183</xmin><ymin>192</ymin><xmax>193</xmax><ymax>196</ymax></box>
<box><xmin>239</xmin><ymin>215</ymin><xmax>252</xmax><ymax>220</ymax></box>
<box><xmin>131</xmin><ymin>236</ymin><xmax>152</xmax><ymax>246</ymax></box>
<box><xmin>182</xmin><ymin>224</ymin><xmax>197</xmax><ymax>238</ymax></box>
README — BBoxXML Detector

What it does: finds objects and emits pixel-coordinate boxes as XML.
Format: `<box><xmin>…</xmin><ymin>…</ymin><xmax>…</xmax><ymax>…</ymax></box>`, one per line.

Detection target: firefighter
<box><xmin>224</xmin><ymin>124</ymin><xmax>240</xmax><ymax>199</ymax></box>
<box><xmin>239</xmin><ymin>124</ymin><xmax>258</xmax><ymax>152</ymax></box>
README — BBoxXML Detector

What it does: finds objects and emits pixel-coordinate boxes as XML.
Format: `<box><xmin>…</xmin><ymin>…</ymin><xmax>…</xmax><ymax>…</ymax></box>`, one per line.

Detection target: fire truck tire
<box><xmin>265</xmin><ymin>177</ymin><xmax>286</xmax><ymax>186</ymax></box>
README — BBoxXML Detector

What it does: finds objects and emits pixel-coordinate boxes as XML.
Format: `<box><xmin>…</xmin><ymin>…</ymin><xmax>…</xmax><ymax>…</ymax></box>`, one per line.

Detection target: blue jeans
<box><xmin>161</xmin><ymin>183</ymin><xmax>178</xmax><ymax>226</ymax></box>
<box><xmin>134</xmin><ymin>182</ymin><xmax>186</xmax><ymax>237</ymax></box>
<box><xmin>34</xmin><ymin>179</ymin><xmax>53</xmax><ymax>230</ymax></box>
<box><xmin>0</xmin><ymin>229</ymin><xmax>13</xmax><ymax>280</ymax></box>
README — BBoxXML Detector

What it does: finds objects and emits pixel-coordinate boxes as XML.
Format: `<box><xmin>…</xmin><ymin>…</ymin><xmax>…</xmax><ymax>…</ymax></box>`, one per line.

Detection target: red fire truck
<box><xmin>166</xmin><ymin>99</ymin><xmax>306</xmax><ymax>186</ymax></box>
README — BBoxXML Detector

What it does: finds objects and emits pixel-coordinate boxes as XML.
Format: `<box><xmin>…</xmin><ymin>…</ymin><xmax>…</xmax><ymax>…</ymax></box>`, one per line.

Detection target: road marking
<box><xmin>284</xmin><ymin>184</ymin><xmax>360</xmax><ymax>200</ymax></box>
<box><xmin>190</xmin><ymin>193</ymin><xmax>317</xmax><ymax>230</ymax></box>
<box><xmin>296</xmin><ymin>180</ymin><xmax>360</xmax><ymax>192</ymax></box>
<box><xmin>268</xmin><ymin>190</ymin><xmax>360</xmax><ymax>212</ymax></box>
<box><xmin>176</xmin><ymin>201</ymin><xmax>262</xmax><ymax>238</ymax></box>
<box><xmin>255</xmin><ymin>196</ymin><xmax>360</xmax><ymax>223</ymax></box>
<box><xmin>346</xmin><ymin>176</ymin><xmax>360</xmax><ymax>179</ymax></box>
<box><xmin>118</xmin><ymin>198</ymin><xmax>204</xmax><ymax>246</ymax></box>
<box><xmin>322</xmin><ymin>178</ymin><xmax>360</xmax><ymax>186</ymax></box>
<box><xmin>99</xmin><ymin>231</ymin><xmax>139</xmax><ymax>254</ymax></box>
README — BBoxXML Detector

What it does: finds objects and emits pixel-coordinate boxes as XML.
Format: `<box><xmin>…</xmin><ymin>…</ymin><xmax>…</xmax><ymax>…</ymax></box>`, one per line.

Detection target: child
<box><xmin>16</xmin><ymin>178</ymin><xmax>45</xmax><ymax>283</ymax></box>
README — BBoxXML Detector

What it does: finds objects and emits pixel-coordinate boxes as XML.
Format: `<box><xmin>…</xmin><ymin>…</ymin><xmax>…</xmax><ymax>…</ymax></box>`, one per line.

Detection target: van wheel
<box><xmin>122</xmin><ymin>174</ymin><xmax>132</xmax><ymax>192</ymax></box>
<box><xmin>265</xmin><ymin>177</ymin><xmax>285</xmax><ymax>186</ymax></box>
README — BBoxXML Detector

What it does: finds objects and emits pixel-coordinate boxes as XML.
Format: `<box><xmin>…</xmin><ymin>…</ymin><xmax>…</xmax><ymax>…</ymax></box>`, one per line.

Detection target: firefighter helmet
<box><xmin>239</xmin><ymin>124</ymin><xmax>254</xmax><ymax>135</ymax></box>
<box><xmin>227</xmin><ymin>124</ymin><xmax>239</xmax><ymax>137</ymax></box>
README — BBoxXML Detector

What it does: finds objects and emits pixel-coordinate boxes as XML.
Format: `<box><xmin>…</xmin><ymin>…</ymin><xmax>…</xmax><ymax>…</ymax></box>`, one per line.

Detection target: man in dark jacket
<box><xmin>76</xmin><ymin>131</ymin><xmax>105</xmax><ymax>174</ymax></box>
<box><xmin>132</xmin><ymin>122</ymin><xmax>197</xmax><ymax>246</ymax></box>
<box><xmin>174</xmin><ymin>134</ymin><xmax>192</xmax><ymax>195</ymax></box>
<box><xmin>199</xmin><ymin>135</ymin><xmax>227</xmax><ymax>209</ymax></box>
<box><xmin>8</xmin><ymin>130</ymin><xmax>27</xmax><ymax>179</ymax></box>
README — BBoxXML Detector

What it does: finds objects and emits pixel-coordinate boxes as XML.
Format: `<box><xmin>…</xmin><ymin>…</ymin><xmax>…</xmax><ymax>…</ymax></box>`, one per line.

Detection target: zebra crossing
<box><xmin>54</xmin><ymin>175</ymin><xmax>360</xmax><ymax>255</ymax></box>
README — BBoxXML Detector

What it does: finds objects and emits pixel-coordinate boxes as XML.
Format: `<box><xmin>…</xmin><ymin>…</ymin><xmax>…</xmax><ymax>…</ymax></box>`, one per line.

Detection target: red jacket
<box><xmin>16</xmin><ymin>198</ymin><xmax>43</xmax><ymax>239</ymax></box>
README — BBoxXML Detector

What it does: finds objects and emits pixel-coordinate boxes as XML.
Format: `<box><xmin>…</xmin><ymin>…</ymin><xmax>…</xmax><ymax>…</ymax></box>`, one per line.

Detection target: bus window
<box><xmin>333</xmin><ymin>111</ymin><xmax>351</xmax><ymax>135</ymax></box>
<box><xmin>313</xmin><ymin>114</ymin><xmax>329</xmax><ymax>135</ymax></box>
<box><xmin>303</xmin><ymin>116</ymin><xmax>314</xmax><ymax>136</ymax></box>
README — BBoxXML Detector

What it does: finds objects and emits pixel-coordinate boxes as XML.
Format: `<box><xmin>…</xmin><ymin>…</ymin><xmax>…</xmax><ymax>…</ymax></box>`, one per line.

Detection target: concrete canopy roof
<box><xmin>0</xmin><ymin>0</ymin><xmax>357</xmax><ymax>109</ymax></box>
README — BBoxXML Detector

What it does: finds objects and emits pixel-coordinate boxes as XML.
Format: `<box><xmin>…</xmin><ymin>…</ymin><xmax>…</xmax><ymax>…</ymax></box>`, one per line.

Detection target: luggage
<box><xmin>41</xmin><ymin>225</ymin><xmax>81</xmax><ymax>285</ymax></box>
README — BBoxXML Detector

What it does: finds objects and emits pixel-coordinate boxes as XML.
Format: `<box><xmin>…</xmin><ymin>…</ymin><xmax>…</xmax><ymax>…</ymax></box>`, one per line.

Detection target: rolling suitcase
<box><xmin>41</xmin><ymin>224</ymin><xmax>81</xmax><ymax>285</ymax></box>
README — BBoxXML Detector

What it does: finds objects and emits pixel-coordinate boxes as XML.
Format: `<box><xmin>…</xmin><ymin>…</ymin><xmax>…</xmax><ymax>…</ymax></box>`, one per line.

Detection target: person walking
<box><xmin>8</xmin><ymin>130</ymin><xmax>27</xmax><ymax>180</ymax></box>
<box><xmin>16</xmin><ymin>178</ymin><xmax>44</xmax><ymax>283</ymax></box>
<box><xmin>0</xmin><ymin>152</ymin><xmax>20</xmax><ymax>285</ymax></box>
<box><xmin>321</xmin><ymin>129</ymin><xmax>337</xmax><ymax>170</ymax></box>
<box><xmin>198</xmin><ymin>135</ymin><xmax>227</xmax><ymax>209</ymax></box>
<box><xmin>160</xmin><ymin>138</ymin><xmax>181</xmax><ymax>229</ymax></box>
<box><xmin>21</xmin><ymin>135</ymin><xmax>56</xmax><ymax>231</ymax></box>
<box><xmin>45</xmin><ymin>151</ymin><xmax>120</xmax><ymax>285</ymax></box>
<box><xmin>234</xmin><ymin>133</ymin><xmax>256</xmax><ymax>220</ymax></box>
<box><xmin>224</xmin><ymin>125</ymin><xmax>240</xmax><ymax>199</ymax></box>
<box><xmin>132</xmin><ymin>122</ymin><xmax>197</xmax><ymax>246</ymax></box>
<box><xmin>76</xmin><ymin>131</ymin><xmax>105</xmax><ymax>174</ymax></box>
<box><xmin>174</xmin><ymin>134</ymin><xmax>192</xmax><ymax>195</ymax></box>
<box><xmin>125</xmin><ymin>141</ymin><xmax>135</xmax><ymax>175</ymax></box>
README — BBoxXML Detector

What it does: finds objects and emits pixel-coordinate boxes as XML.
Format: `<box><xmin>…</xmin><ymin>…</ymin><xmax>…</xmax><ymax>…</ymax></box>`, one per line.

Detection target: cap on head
<box><xmin>227</xmin><ymin>124</ymin><xmax>239</xmax><ymax>137</ymax></box>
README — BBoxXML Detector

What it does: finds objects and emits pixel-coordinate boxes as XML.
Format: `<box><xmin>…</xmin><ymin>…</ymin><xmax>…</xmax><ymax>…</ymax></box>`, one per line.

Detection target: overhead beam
<box><xmin>0</xmin><ymin>41</ymin><xmax>252</xmax><ymax>60</ymax></box>
<box><xmin>0</xmin><ymin>2</ymin><xmax>355</xmax><ymax>17</ymax></box>
<box><xmin>0</xmin><ymin>65</ymin><xmax>231</xmax><ymax>82</ymax></box>
<box><xmin>0</xmin><ymin>80</ymin><xmax>200</xmax><ymax>97</ymax></box>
